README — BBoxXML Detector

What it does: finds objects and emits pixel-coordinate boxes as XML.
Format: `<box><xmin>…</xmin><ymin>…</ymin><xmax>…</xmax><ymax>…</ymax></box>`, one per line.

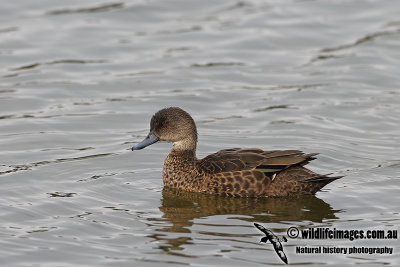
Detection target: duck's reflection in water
<box><xmin>150</xmin><ymin>188</ymin><xmax>340</xmax><ymax>254</ymax></box>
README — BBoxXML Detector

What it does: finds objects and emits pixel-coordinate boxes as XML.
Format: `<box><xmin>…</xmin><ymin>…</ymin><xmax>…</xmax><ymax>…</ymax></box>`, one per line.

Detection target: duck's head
<box><xmin>132</xmin><ymin>107</ymin><xmax>198</xmax><ymax>151</ymax></box>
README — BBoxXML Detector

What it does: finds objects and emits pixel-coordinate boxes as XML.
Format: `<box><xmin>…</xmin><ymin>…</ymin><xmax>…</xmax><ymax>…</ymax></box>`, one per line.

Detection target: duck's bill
<box><xmin>131</xmin><ymin>131</ymin><xmax>160</xmax><ymax>150</ymax></box>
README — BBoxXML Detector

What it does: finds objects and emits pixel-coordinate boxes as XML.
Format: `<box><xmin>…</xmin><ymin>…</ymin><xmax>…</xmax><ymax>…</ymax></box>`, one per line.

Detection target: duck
<box><xmin>131</xmin><ymin>107</ymin><xmax>342</xmax><ymax>197</ymax></box>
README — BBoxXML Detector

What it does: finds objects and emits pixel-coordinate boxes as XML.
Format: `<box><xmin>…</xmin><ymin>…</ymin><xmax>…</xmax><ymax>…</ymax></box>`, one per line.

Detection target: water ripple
<box><xmin>47</xmin><ymin>2</ymin><xmax>124</xmax><ymax>15</ymax></box>
<box><xmin>10</xmin><ymin>59</ymin><xmax>108</xmax><ymax>71</ymax></box>
<box><xmin>0</xmin><ymin>153</ymin><xmax>116</xmax><ymax>175</ymax></box>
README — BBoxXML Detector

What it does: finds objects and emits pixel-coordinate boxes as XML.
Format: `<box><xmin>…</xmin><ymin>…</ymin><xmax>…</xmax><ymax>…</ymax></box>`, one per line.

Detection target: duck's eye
<box><xmin>163</xmin><ymin>121</ymin><xmax>169</xmax><ymax>126</ymax></box>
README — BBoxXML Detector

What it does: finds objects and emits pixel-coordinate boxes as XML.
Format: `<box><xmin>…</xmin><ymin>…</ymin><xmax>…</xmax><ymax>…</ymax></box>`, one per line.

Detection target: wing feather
<box><xmin>198</xmin><ymin>148</ymin><xmax>315</xmax><ymax>175</ymax></box>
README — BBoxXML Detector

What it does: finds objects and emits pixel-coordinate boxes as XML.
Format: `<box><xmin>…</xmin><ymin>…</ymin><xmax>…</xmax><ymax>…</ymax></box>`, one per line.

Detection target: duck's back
<box><xmin>193</xmin><ymin>148</ymin><xmax>342</xmax><ymax>197</ymax></box>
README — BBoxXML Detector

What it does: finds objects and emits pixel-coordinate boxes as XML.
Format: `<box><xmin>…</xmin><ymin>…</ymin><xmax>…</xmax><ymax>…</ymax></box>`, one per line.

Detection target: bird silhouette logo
<box><xmin>254</xmin><ymin>223</ymin><xmax>288</xmax><ymax>264</ymax></box>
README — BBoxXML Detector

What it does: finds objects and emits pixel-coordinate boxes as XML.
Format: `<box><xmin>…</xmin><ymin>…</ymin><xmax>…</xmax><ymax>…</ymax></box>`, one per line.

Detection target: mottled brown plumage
<box><xmin>132</xmin><ymin>107</ymin><xmax>342</xmax><ymax>197</ymax></box>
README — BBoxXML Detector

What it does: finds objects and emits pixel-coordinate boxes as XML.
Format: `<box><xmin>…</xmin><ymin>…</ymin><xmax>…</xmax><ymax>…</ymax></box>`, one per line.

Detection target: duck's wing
<box><xmin>198</xmin><ymin>148</ymin><xmax>316</xmax><ymax>176</ymax></box>
<box><xmin>196</xmin><ymin>148</ymin><xmax>316</xmax><ymax>197</ymax></box>
<box><xmin>197</xmin><ymin>148</ymin><xmax>337</xmax><ymax>197</ymax></box>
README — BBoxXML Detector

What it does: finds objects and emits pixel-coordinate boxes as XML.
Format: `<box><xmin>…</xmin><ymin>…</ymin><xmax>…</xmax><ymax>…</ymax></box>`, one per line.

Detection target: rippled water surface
<box><xmin>1</xmin><ymin>0</ymin><xmax>399</xmax><ymax>266</ymax></box>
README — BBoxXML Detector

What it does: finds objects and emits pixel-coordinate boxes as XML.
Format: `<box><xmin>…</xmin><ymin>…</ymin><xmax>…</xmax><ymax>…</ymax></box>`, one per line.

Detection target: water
<box><xmin>1</xmin><ymin>0</ymin><xmax>399</xmax><ymax>266</ymax></box>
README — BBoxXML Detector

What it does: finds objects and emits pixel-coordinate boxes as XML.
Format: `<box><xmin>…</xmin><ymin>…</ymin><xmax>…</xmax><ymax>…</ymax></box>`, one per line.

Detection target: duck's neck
<box><xmin>170</xmin><ymin>124</ymin><xmax>198</xmax><ymax>157</ymax></box>
<box><xmin>163</xmin><ymin>135</ymin><xmax>199</xmax><ymax>190</ymax></box>
<box><xmin>172</xmin><ymin>136</ymin><xmax>197</xmax><ymax>152</ymax></box>
<box><xmin>168</xmin><ymin>148</ymin><xmax>196</xmax><ymax>161</ymax></box>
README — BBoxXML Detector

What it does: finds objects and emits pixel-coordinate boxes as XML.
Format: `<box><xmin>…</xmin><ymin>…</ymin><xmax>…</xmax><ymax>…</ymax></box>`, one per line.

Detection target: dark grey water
<box><xmin>1</xmin><ymin>0</ymin><xmax>399</xmax><ymax>266</ymax></box>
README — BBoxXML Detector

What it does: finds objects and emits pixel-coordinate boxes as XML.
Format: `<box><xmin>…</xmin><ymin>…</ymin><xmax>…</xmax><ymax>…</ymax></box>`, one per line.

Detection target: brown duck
<box><xmin>131</xmin><ymin>107</ymin><xmax>342</xmax><ymax>197</ymax></box>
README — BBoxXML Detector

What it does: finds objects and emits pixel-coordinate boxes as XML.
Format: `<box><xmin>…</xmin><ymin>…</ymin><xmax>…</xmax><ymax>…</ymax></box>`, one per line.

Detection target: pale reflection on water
<box><xmin>156</xmin><ymin>188</ymin><xmax>339</xmax><ymax>254</ymax></box>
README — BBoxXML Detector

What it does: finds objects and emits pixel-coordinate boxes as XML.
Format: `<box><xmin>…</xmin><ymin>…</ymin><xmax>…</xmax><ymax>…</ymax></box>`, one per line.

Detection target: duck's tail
<box><xmin>301</xmin><ymin>173</ymin><xmax>344</xmax><ymax>194</ymax></box>
<box><xmin>302</xmin><ymin>173</ymin><xmax>344</xmax><ymax>183</ymax></box>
